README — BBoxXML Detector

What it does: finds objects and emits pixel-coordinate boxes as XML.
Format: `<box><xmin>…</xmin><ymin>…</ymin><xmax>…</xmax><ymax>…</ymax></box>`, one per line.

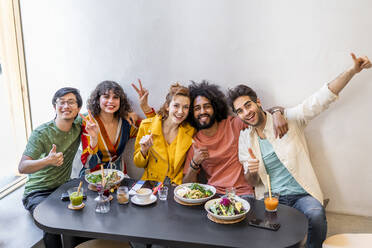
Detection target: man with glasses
<box><xmin>19</xmin><ymin>87</ymin><xmax>83</xmax><ymax>248</ymax></box>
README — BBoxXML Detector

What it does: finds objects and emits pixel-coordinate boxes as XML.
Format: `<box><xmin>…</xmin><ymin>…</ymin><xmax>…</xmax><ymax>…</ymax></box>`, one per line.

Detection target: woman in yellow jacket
<box><xmin>133</xmin><ymin>83</ymin><xmax>195</xmax><ymax>185</ymax></box>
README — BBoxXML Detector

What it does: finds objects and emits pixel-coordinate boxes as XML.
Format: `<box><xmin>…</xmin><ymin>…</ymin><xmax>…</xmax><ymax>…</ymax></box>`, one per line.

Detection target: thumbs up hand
<box><xmin>351</xmin><ymin>53</ymin><xmax>371</xmax><ymax>74</ymax></box>
<box><xmin>47</xmin><ymin>144</ymin><xmax>64</xmax><ymax>166</ymax></box>
<box><xmin>247</xmin><ymin>148</ymin><xmax>259</xmax><ymax>174</ymax></box>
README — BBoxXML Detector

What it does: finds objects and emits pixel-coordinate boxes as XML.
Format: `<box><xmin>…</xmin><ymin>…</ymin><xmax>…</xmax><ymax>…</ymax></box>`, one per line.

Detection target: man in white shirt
<box><xmin>227</xmin><ymin>53</ymin><xmax>371</xmax><ymax>248</ymax></box>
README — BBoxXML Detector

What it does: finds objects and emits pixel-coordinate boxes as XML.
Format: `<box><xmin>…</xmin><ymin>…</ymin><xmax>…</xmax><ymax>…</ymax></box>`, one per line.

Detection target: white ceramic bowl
<box><xmin>84</xmin><ymin>169</ymin><xmax>124</xmax><ymax>187</ymax></box>
<box><xmin>135</xmin><ymin>188</ymin><xmax>152</xmax><ymax>202</ymax></box>
<box><xmin>174</xmin><ymin>183</ymin><xmax>216</xmax><ymax>204</ymax></box>
<box><xmin>204</xmin><ymin>196</ymin><xmax>250</xmax><ymax>221</ymax></box>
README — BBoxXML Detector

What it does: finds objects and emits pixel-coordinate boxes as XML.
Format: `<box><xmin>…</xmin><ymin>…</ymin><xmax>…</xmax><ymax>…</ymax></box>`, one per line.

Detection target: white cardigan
<box><xmin>239</xmin><ymin>84</ymin><xmax>338</xmax><ymax>204</ymax></box>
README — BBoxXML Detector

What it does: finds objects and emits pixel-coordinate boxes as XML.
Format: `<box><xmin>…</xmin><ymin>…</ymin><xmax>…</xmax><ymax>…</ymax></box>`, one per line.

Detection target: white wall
<box><xmin>20</xmin><ymin>0</ymin><xmax>372</xmax><ymax>216</ymax></box>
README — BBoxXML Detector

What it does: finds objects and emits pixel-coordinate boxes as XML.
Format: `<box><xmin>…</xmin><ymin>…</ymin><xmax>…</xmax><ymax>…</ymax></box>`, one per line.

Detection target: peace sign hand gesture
<box><xmin>79</xmin><ymin>110</ymin><xmax>99</xmax><ymax>147</ymax></box>
<box><xmin>131</xmin><ymin>79</ymin><xmax>149</xmax><ymax>109</ymax></box>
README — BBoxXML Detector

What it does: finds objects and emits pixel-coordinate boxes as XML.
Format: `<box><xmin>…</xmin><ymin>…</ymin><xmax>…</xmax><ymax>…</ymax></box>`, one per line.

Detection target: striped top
<box><xmin>80</xmin><ymin>110</ymin><xmax>155</xmax><ymax>175</ymax></box>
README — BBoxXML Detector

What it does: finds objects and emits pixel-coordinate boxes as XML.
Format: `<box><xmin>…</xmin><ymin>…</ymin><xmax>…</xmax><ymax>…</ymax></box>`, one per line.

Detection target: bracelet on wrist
<box><xmin>190</xmin><ymin>160</ymin><xmax>200</xmax><ymax>171</ymax></box>
<box><xmin>144</xmin><ymin>108</ymin><xmax>155</xmax><ymax>115</ymax></box>
<box><xmin>271</xmin><ymin>108</ymin><xmax>283</xmax><ymax>115</ymax></box>
<box><xmin>192</xmin><ymin>158</ymin><xmax>201</xmax><ymax>166</ymax></box>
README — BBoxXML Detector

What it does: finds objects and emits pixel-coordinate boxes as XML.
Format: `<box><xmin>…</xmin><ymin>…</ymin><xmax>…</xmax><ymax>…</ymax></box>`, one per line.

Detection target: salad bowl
<box><xmin>204</xmin><ymin>196</ymin><xmax>250</xmax><ymax>221</ymax></box>
<box><xmin>85</xmin><ymin>169</ymin><xmax>124</xmax><ymax>188</ymax></box>
<box><xmin>174</xmin><ymin>183</ymin><xmax>216</xmax><ymax>204</ymax></box>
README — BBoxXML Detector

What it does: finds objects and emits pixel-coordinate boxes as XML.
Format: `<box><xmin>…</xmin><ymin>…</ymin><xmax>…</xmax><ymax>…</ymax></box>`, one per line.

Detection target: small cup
<box><xmin>136</xmin><ymin>188</ymin><xmax>152</xmax><ymax>202</ymax></box>
<box><xmin>117</xmin><ymin>186</ymin><xmax>129</xmax><ymax>204</ymax></box>
<box><xmin>264</xmin><ymin>192</ymin><xmax>280</xmax><ymax>212</ymax></box>
<box><xmin>158</xmin><ymin>186</ymin><xmax>168</xmax><ymax>201</ymax></box>
<box><xmin>68</xmin><ymin>187</ymin><xmax>84</xmax><ymax>207</ymax></box>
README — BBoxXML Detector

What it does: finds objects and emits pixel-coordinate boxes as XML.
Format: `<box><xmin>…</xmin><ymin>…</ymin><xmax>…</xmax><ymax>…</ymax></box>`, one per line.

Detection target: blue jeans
<box><xmin>279</xmin><ymin>194</ymin><xmax>327</xmax><ymax>248</ymax></box>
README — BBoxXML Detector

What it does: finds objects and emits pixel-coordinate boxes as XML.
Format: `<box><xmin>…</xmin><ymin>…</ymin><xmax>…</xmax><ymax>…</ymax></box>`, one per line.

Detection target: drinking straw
<box><xmin>77</xmin><ymin>181</ymin><xmax>83</xmax><ymax>195</ymax></box>
<box><xmin>100</xmin><ymin>164</ymin><xmax>105</xmax><ymax>188</ymax></box>
<box><xmin>267</xmin><ymin>174</ymin><xmax>272</xmax><ymax>199</ymax></box>
<box><xmin>152</xmin><ymin>182</ymin><xmax>163</xmax><ymax>195</ymax></box>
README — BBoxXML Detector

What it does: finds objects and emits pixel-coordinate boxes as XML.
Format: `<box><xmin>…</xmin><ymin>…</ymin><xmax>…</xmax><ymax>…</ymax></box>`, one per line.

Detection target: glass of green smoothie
<box><xmin>68</xmin><ymin>187</ymin><xmax>84</xmax><ymax>207</ymax></box>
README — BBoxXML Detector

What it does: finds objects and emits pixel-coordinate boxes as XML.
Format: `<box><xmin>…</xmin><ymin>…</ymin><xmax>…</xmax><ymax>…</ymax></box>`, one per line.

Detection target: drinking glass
<box><xmin>67</xmin><ymin>187</ymin><xmax>84</xmax><ymax>207</ymax></box>
<box><xmin>95</xmin><ymin>184</ymin><xmax>110</xmax><ymax>213</ymax></box>
<box><xmin>117</xmin><ymin>186</ymin><xmax>129</xmax><ymax>204</ymax></box>
<box><xmin>225</xmin><ymin>187</ymin><xmax>236</xmax><ymax>198</ymax></box>
<box><xmin>158</xmin><ymin>186</ymin><xmax>168</xmax><ymax>201</ymax></box>
<box><xmin>264</xmin><ymin>192</ymin><xmax>280</xmax><ymax>212</ymax></box>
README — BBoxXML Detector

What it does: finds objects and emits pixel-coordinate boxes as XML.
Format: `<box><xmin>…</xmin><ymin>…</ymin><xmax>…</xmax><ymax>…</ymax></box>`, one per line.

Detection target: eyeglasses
<box><xmin>56</xmin><ymin>99</ymin><xmax>77</xmax><ymax>107</ymax></box>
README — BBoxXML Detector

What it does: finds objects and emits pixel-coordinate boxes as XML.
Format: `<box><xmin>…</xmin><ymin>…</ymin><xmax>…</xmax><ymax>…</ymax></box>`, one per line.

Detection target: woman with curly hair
<box><xmin>79</xmin><ymin>80</ymin><xmax>154</xmax><ymax>176</ymax></box>
<box><xmin>133</xmin><ymin>83</ymin><xmax>195</xmax><ymax>185</ymax></box>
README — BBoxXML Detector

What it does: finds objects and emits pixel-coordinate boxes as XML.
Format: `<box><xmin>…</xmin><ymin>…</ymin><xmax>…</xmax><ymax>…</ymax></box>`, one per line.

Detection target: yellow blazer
<box><xmin>133</xmin><ymin>115</ymin><xmax>195</xmax><ymax>185</ymax></box>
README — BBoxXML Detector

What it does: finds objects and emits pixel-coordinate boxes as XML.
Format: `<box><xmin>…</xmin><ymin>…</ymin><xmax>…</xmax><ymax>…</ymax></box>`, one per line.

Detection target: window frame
<box><xmin>0</xmin><ymin>0</ymin><xmax>32</xmax><ymax>198</ymax></box>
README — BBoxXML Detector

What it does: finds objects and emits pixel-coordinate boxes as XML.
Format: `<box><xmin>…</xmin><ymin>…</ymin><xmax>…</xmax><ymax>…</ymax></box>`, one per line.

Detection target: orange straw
<box><xmin>267</xmin><ymin>174</ymin><xmax>272</xmax><ymax>199</ymax></box>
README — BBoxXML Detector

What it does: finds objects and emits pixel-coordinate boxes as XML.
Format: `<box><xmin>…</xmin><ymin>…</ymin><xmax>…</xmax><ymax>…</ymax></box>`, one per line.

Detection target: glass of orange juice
<box><xmin>264</xmin><ymin>192</ymin><xmax>280</xmax><ymax>212</ymax></box>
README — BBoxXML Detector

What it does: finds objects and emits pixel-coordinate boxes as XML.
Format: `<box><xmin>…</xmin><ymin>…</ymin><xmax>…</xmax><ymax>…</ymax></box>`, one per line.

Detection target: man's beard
<box><xmin>195</xmin><ymin>113</ymin><xmax>216</xmax><ymax>130</ymax></box>
<box><xmin>243</xmin><ymin>109</ymin><xmax>265</xmax><ymax>127</ymax></box>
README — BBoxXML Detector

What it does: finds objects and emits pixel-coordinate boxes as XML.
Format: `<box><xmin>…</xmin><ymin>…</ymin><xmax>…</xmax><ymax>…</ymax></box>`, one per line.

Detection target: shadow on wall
<box><xmin>305</xmin><ymin>117</ymin><xmax>339</xmax><ymax>209</ymax></box>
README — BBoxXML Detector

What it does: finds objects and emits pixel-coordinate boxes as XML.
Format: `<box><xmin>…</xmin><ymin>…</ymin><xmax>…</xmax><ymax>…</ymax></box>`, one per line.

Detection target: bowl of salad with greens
<box><xmin>85</xmin><ymin>169</ymin><xmax>124</xmax><ymax>188</ymax></box>
<box><xmin>205</xmin><ymin>196</ymin><xmax>250</xmax><ymax>220</ymax></box>
<box><xmin>174</xmin><ymin>183</ymin><xmax>216</xmax><ymax>204</ymax></box>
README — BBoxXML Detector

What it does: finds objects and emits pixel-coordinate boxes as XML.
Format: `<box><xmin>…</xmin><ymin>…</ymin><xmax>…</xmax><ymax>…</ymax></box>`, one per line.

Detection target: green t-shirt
<box><xmin>23</xmin><ymin>118</ymin><xmax>82</xmax><ymax>196</ymax></box>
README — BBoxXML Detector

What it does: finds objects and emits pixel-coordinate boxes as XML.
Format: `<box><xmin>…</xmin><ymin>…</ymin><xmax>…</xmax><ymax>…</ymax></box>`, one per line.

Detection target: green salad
<box><xmin>177</xmin><ymin>183</ymin><xmax>213</xmax><ymax>199</ymax></box>
<box><xmin>86</xmin><ymin>174</ymin><xmax>102</xmax><ymax>184</ymax></box>
<box><xmin>209</xmin><ymin>197</ymin><xmax>245</xmax><ymax>216</ymax></box>
<box><xmin>86</xmin><ymin>171</ymin><xmax>120</xmax><ymax>185</ymax></box>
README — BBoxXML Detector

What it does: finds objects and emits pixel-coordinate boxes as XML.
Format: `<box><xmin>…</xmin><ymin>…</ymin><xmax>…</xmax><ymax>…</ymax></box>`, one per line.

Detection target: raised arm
<box><xmin>286</xmin><ymin>53</ymin><xmax>371</xmax><ymax>125</ymax></box>
<box><xmin>328</xmin><ymin>53</ymin><xmax>371</xmax><ymax>95</ymax></box>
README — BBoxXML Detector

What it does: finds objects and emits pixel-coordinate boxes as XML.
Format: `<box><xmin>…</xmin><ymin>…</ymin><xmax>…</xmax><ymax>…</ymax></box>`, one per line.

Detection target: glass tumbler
<box><xmin>95</xmin><ymin>184</ymin><xmax>110</xmax><ymax>213</ymax></box>
<box><xmin>158</xmin><ymin>186</ymin><xmax>168</xmax><ymax>201</ymax></box>
<box><xmin>225</xmin><ymin>187</ymin><xmax>236</xmax><ymax>198</ymax></box>
<box><xmin>117</xmin><ymin>186</ymin><xmax>129</xmax><ymax>204</ymax></box>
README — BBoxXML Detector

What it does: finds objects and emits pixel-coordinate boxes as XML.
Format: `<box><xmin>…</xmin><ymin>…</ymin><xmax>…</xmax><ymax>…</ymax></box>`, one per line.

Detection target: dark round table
<box><xmin>33</xmin><ymin>178</ymin><xmax>307</xmax><ymax>248</ymax></box>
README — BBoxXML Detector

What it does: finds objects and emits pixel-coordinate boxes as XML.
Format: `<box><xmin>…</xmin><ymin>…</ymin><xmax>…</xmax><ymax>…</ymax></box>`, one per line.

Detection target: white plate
<box><xmin>131</xmin><ymin>194</ymin><xmax>157</xmax><ymax>206</ymax></box>
<box><xmin>174</xmin><ymin>183</ymin><xmax>216</xmax><ymax>204</ymax></box>
<box><xmin>84</xmin><ymin>169</ymin><xmax>124</xmax><ymax>187</ymax></box>
<box><xmin>204</xmin><ymin>196</ymin><xmax>250</xmax><ymax>221</ymax></box>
